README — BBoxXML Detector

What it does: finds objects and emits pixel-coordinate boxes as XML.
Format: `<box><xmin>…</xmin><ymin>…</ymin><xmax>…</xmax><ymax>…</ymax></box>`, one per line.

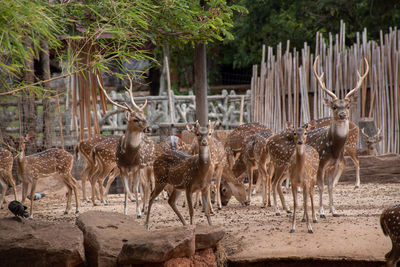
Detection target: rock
<box><xmin>117</xmin><ymin>225</ymin><xmax>195</xmax><ymax>265</ymax></box>
<box><xmin>0</xmin><ymin>217</ymin><xmax>85</xmax><ymax>267</ymax></box>
<box><xmin>341</xmin><ymin>154</ymin><xmax>400</xmax><ymax>183</ymax></box>
<box><xmin>76</xmin><ymin>211</ymin><xmax>143</xmax><ymax>267</ymax></box>
<box><xmin>195</xmin><ymin>225</ymin><xmax>225</xmax><ymax>250</ymax></box>
<box><xmin>163</xmin><ymin>248</ymin><xmax>217</xmax><ymax>267</ymax></box>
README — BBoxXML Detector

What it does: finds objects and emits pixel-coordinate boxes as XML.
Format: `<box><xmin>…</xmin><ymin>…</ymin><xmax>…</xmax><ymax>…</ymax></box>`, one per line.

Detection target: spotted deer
<box><xmin>186</xmin><ymin>121</ymin><xmax>248</xmax><ymax>210</ymax></box>
<box><xmin>14</xmin><ymin>132</ymin><xmax>79</xmax><ymax>218</ymax></box>
<box><xmin>97</xmin><ymin>74</ymin><xmax>152</xmax><ymax>218</ymax></box>
<box><xmin>225</xmin><ymin>123</ymin><xmax>272</xmax><ymax>169</ymax></box>
<box><xmin>381</xmin><ymin>204</ymin><xmax>400</xmax><ymax>267</ymax></box>
<box><xmin>233</xmin><ymin>131</ymin><xmax>274</xmax><ymax>206</ymax></box>
<box><xmin>0</xmin><ymin>147</ymin><xmax>17</xmax><ymax>209</ymax></box>
<box><xmin>310</xmin><ymin>117</ymin><xmax>361</xmax><ymax>188</ymax></box>
<box><xmin>359</xmin><ymin>128</ymin><xmax>382</xmax><ymax>156</ymax></box>
<box><xmin>287</xmin><ymin>126</ymin><xmax>319</xmax><ymax>233</ymax></box>
<box><xmin>304</xmin><ymin>56</ymin><xmax>369</xmax><ymax>218</ymax></box>
<box><xmin>74</xmin><ymin>134</ymin><xmax>119</xmax><ymax>202</ymax></box>
<box><xmin>145</xmin><ymin>122</ymin><xmax>213</xmax><ymax>229</ymax></box>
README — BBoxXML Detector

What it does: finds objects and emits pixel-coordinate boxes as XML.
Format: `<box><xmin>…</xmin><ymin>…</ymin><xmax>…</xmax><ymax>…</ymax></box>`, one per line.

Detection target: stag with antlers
<box><xmin>304</xmin><ymin>56</ymin><xmax>369</xmax><ymax>218</ymax></box>
<box><xmin>145</xmin><ymin>122</ymin><xmax>213</xmax><ymax>229</ymax></box>
<box><xmin>359</xmin><ymin>128</ymin><xmax>383</xmax><ymax>156</ymax></box>
<box><xmin>97</xmin><ymin>74</ymin><xmax>152</xmax><ymax>218</ymax></box>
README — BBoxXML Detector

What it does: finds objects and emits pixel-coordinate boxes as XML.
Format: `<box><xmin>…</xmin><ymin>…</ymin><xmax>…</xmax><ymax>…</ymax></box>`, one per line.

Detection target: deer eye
<box><xmin>293</xmin><ymin>133</ymin><xmax>297</xmax><ymax>136</ymax></box>
<box><xmin>133</xmin><ymin>118</ymin><xmax>139</xmax><ymax>122</ymax></box>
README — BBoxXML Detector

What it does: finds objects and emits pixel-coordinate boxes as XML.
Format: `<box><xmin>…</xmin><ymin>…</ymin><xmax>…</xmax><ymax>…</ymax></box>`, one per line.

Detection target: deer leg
<box><xmin>168</xmin><ymin>189</ymin><xmax>186</xmax><ymax>225</ymax></box>
<box><xmin>317</xmin><ymin>167</ymin><xmax>326</xmax><ymax>218</ymax></box>
<box><xmin>0</xmin><ymin>176</ymin><xmax>7</xmax><ymax>209</ymax></box>
<box><xmin>347</xmin><ymin>149</ymin><xmax>360</xmax><ymax>189</ymax></box>
<box><xmin>89</xmin><ymin>164</ymin><xmax>100</xmax><ymax>206</ymax></box>
<box><xmin>22</xmin><ymin>181</ymin><xmax>30</xmax><ymax>204</ymax></box>
<box><xmin>70</xmin><ymin>176</ymin><xmax>80</xmax><ymax>214</ymax></box>
<box><xmin>63</xmin><ymin>180</ymin><xmax>73</xmax><ymax>215</ymax></box>
<box><xmin>310</xmin><ymin>181</ymin><xmax>317</xmax><ymax>223</ymax></box>
<box><xmin>207</xmin><ymin>187</ymin><xmax>214</xmax><ymax>215</ymax></box>
<box><xmin>290</xmin><ymin>184</ymin><xmax>297</xmax><ymax>233</ymax></box>
<box><xmin>215</xmin><ymin>166</ymin><xmax>223</xmax><ymax>210</ymax></box>
<box><xmin>104</xmin><ymin>167</ymin><xmax>118</xmax><ymax>199</ymax></box>
<box><xmin>5</xmin><ymin>170</ymin><xmax>17</xmax><ymax>201</ymax></box>
<box><xmin>327</xmin><ymin>173</ymin><xmax>339</xmax><ymax>217</ymax></box>
<box><xmin>258</xmin><ymin>164</ymin><xmax>268</xmax><ymax>208</ymax></box>
<box><xmin>29</xmin><ymin>179</ymin><xmax>38</xmax><ymax>219</ymax></box>
<box><xmin>120</xmin><ymin>168</ymin><xmax>131</xmax><ymax>215</ymax></box>
<box><xmin>303</xmin><ymin>185</ymin><xmax>313</xmax><ymax>233</ymax></box>
<box><xmin>132</xmin><ymin>170</ymin><xmax>142</xmax><ymax>218</ymax></box>
<box><xmin>202</xmin><ymin>187</ymin><xmax>212</xmax><ymax>226</ymax></box>
<box><xmin>185</xmin><ymin>188</ymin><xmax>195</xmax><ymax>225</ymax></box>
<box><xmin>145</xmin><ymin>182</ymin><xmax>166</xmax><ymax>229</ymax></box>
<box><xmin>193</xmin><ymin>192</ymin><xmax>199</xmax><ymax>209</ymax></box>
<box><xmin>332</xmin><ymin>158</ymin><xmax>345</xmax><ymax>188</ymax></box>
<box><xmin>80</xmin><ymin>163</ymin><xmax>91</xmax><ymax>202</ymax></box>
<box><xmin>277</xmin><ymin>172</ymin><xmax>291</xmax><ymax>213</ymax></box>
<box><xmin>252</xmin><ymin>170</ymin><xmax>262</xmax><ymax>195</ymax></box>
<box><xmin>246</xmin><ymin>166</ymin><xmax>254</xmax><ymax>204</ymax></box>
<box><xmin>386</xmin><ymin>242</ymin><xmax>400</xmax><ymax>267</ymax></box>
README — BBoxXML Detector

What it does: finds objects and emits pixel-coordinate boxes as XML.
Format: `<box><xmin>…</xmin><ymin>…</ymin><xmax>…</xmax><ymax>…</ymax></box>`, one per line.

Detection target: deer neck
<box><xmin>329</xmin><ymin>119</ymin><xmax>348</xmax><ymax>158</ymax></box>
<box><xmin>198</xmin><ymin>145</ymin><xmax>210</xmax><ymax>169</ymax></box>
<box><xmin>124</xmin><ymin>128</ymin><xmax>142</xmax><ymax>149</ymax></box>
<box><xmin>295</xmin><ymin>145</ymin><xmax>306</xmax><ymax>173</ymax></box>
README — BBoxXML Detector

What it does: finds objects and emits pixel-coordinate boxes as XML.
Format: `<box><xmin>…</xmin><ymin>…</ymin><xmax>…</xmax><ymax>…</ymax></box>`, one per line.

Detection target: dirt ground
<box><xmin>1</xmin><ymin>178</ymin><xmax>398</xmax><ymax>264</ymax></box>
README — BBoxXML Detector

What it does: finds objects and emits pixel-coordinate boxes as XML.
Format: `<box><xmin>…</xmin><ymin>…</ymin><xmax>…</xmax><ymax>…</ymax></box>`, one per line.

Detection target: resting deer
<box><xmin>14</xmin><ymin>132</ymin><xmax>79</xmax><ymax>218</ymax></box>
<box><xmin>304</xmin><ymin>56</ymin><xmax>369</xmax><ymax>218</ymax></box>
<box><xmin>288</xmin><ymin>126</ymin><xmax>319</xmax><ymax>233</ymax></box>
<box><xmin>309</xmin><ymin>117</ymin><xmax>361</xmax><ymax>188</ymax></box>
<box><xmin>97</xmin><ymin>74</ymin><xmax>152</xmax><ymax>218</ymax></box>
<box><xmin>145</xmin><ymin>122</ymin><xmax>213</xmax><ymax>229</ymax></box>
<box><xmin>74</xmin><ymin>134</ymin><xmax>119</xmax><ymax>202</ymax></box>
<box><xmin>381</xmin><ymin>204</ymin><xmax>400</xmax><ymax>267</ymax></box>
<box><xmin>0</xmin><ymin>147</ymin><xmax>17</xmax><ymax>209</ymax></box>
<box><xmin>359</xmin><ymin>128</ymin><xmax>382</xmax><ymax>156</ymax></box>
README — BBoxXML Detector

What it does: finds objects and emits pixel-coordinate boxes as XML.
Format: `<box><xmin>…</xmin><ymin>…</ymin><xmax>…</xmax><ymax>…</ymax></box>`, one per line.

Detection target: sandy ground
<box><xmin>0</xmin><ymin>178</ymin><xmax>398</xmax><ymax>263</ymax></box>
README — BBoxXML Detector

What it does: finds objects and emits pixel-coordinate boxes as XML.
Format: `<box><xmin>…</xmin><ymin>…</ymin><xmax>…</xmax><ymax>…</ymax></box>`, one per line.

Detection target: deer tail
<box><xmin>73</xmin><ymin>142</ymin><xmax>80</xmax><ymax>160</ymax></box>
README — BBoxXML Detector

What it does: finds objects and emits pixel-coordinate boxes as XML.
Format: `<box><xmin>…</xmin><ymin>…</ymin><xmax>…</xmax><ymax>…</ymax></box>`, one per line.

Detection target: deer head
<box><xmin>361</xmin><ymin>128</ymin><xmax>382</xmax><ymax>155</ymax></box>
<box><xmin>14</xmin><ymin>131</ymin><xmax>35</xmax><ymax>157</ymax></box>
<box><xmin>97</xmin><ymin>74</ymin><xmax>150</xmax><ymax>133</ymax></box>
<box><xmin>313</xmin><ymin>56</ymin><xmax>369</xmax><ymax>122</ymax></box>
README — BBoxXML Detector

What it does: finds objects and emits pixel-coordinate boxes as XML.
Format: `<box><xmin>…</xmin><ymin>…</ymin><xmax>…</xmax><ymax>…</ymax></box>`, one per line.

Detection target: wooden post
<box><xmin>165</xmin><ymin>56</ymin><xmax>175</xmax><ymax>124</ymax></box>
<box><xmin>194</xmin><ymin>43</ymin><xmax>208</xmax><ymax>126</ymax></box>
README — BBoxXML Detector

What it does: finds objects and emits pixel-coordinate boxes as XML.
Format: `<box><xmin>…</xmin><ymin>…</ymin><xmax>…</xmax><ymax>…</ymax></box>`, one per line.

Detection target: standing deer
<box><xmin>0</xmin><ymin>147</ymin><xmax>17</xmax><ymax>209</ymax></box>
<box><xmin>74</xmin><ymin>134</ymin><xmax>119</xmax><ymax>202</ymax></box>
<box><xmin>359</xmin><ymin>128</ymin><xmax>383</xmax><ymax>156</ymax></box>
<box><xmin>97</xmin><ymin>74</ymin><xmax>151</xmax><ymax>218</ymax></box>
<box><xmin>305</xmin><ymin>56</ymin><xmax>369</xmax><ymax>218</ymax></box>
<box><xmin>288</xmin><ymin>126</ymin><xmax>319</xmax><ymax>233</ymax></box>
<box><xmin>309</xmin><ymin>117</ymin><xmax>361</xmax><ymax>188</ymax></box>
<box><xmin>14</xmin><ymin>132</ymin><xmax>79</xmax><ymax>218</ymax></box>
<box><xmin>145</xmin><ymin>122</ymin><xmax>213</xmax><ymax>229</ymax></box>
<box><xmin>380</xmin><ymin>204</ymin><xmax>400</xmax><ymax>267</ymax></box>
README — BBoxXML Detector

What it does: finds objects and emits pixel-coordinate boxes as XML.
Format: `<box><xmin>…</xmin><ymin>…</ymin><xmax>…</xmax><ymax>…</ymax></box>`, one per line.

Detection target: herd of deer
<box><xmin>0</xmin><ymin>57</ymin><xmax>398</xmax><ymax>266</ymax></box>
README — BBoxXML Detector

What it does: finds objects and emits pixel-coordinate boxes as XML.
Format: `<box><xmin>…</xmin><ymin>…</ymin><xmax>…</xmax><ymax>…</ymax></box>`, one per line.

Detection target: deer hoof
<box><xmin>137</xmin><ymin>214</ymin><xmax>142</xmax><ymax>219</ymax></box>
<box><xmin>75</xmin><ymin>210</ymin><xmax>79</xmax><ymax>214</ymax></box>
<box><xmin>63</xmin><ymin>211</ymin><xmax>68</xmax><ymax>215</ymax></box>
<box><xmin>286</xmin><ymin>210</ymin><xmax>292</xmax><ymax>214</ymax></box>
<box><xmin>332</xmin><ymin>213</ymin><xmax>340</xmax><ymax>217</ymax></box>
<box><xmin>354</xmin><ymin>185</ymin><xmax>360</xmax><ymax>189</ymax></box>
<box><xmin>313</xmin><ymin>219</ymin><xmax>318</xmax><ymax>223</ymax></box>
<box><xmin>301</xmin><ymin>218</ymin><xmax>306</xmax><ymax>222</ymax></box>
<box><xmin>308</xmin><ymin>229</ymin><xmax>313</xmax><ymax>234</ymax></box>
<box><xmin>275</xmin><ymin>212</ymin><xmax>281</xmax><ymax>216</ymax></box>
<box><xmin>289</xmin><ymin>229</ymin><xmax>295</xmax><ymax>233</ymax></box>
<box><xmin>320</xmin><ymin>214</ymin><xmax>326</xmax><ymax>219</ymax></box>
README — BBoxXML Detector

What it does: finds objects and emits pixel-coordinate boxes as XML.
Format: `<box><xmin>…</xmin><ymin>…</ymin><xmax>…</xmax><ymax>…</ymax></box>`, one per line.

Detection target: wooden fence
<box><xmin>251</xmin><ymin>21</ymin><xmax>400</xmax><ymax>154</ymax></box>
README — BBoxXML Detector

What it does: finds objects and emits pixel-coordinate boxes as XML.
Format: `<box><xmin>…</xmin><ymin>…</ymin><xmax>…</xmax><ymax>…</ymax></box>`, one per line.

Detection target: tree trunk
<box><xmin>40</xmin><ymin>40</ymin><xmax>55</xmax><ymax>150</ymax></box>
<box><xmin>194</xmin><ymin>43</ymin><xmax>208</xmax><ymax>126</ymax></box>
<box><xmin>22</xmin><ymin>38</ymin><xmax>37</xmax><ymax>154</ymax></box>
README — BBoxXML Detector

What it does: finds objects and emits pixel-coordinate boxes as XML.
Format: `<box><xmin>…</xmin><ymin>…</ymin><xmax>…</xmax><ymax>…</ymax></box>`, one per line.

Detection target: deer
<box><xmin>232</xmin><ymin>131</ymin><xmax>274</xmax><ymax>206</ymax></box>
<box><xmin>97</xmin><ymin>74</ymin><xmax>151</xmax><ymax>218</ymax></box>
<box><xmin>303</xmin><ymin>56</ymin><xmax>369</xmax><ymax>218</ymax></box>
<box><xmin>145</xmin><ymin>122</ymin><xmax>213</xmax><ymax>229</ymax></box>
<box><xmin>74</xmin><ymin>134</ymin><xmax>119</xmax><ymax>202</ymax></box>
<box><xmin>186</xmin><ymin>121</ymin><xmax>248</xmax><ymax>210</ymax></box>
<box><xmin>0</xmin><ymin>147</ymin><xmax>17</xmax><ymax>209</ymax></box>
<box><xmin>287</xmin><ymin>126</ymin><xmax>319</xmax><ymax>234</ymax></box>
<box><xmin>14</xmin><ymin>132</ymin><xmax>79</xmax><ymax>218</ymax></box>
<box><xmin>359</xmin><ymin>128</ymin><xmax>383</xmax><ymax>156</ymax></box>
<box><xmin>380</xmin><ymin>204</ymin><xmax>400</xmax><ymax>267</ymax></box>
<box><xmin>309</xmin><ymin>117</ymin><xmax>361</xmax><ymax>188</ymax></box>
<box><xmin>225</xmin><ymin>123</ymin><xmax>272</xmax><ymax>169</ymax></box>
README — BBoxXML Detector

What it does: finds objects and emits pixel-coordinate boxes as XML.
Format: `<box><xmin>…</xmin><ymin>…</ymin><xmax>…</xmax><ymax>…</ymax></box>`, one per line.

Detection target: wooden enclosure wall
<box><xmin>251</xmin><ymin>21</ymin><xmax>400</xmax><ymax>154</ymax></box>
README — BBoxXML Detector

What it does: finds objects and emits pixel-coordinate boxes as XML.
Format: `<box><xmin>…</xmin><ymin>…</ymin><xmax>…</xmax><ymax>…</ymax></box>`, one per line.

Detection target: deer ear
<box><xmin>26</xmin><ymin>131</ymin><xmax>35</xmax><ymax>141</ymax></box>
<box><xmin>323</xmin><ymin>98</ymin><xmax>333</xmax><ymax>107</ymax></box>
<box><xmin>285</xmin><ymin>121</ymin><xmax>291</xmax><ymax>129</ymax></box>
<box><xmin>350</xmin><ymin>95</ymin><xmax>358</xmax><ymax>105</ymax></box>
<box><xmin>195</xmin><ymin>120</ymin><xmax>200</xmax><ymax>129</ymax></box>
<box><xmin>186</xmin><ymin>124</ymin><xmax>194</xmax><ymax>133</ymax></box>
<box><xmin>125</xmin><ymin>111</ymin><xmax>131</xmax><ymax>121</ymax></box>
<box><xmin>376</xmin><ymin>136</ymin><xmax>383</xmax><ymax>142</ymax></box>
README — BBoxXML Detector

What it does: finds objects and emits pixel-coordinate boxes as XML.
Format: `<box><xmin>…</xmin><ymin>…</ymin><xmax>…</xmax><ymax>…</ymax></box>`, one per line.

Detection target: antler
<box><xmin>313</xmin><ymin>56</ymin><xmax>338</xmax><ymax>100</ymax></box>
<box><xmin>361</xmin><ymin>128</ymin><xmax>369</xmax><ymax>139</ymax></box>
<box><xmin>96</xmin><ymin>74</ymin><xmax>133</xmax><ymax>112</ymax></box>
<box><xmin>125</xmin><ymin>75</ymin><xmax>148</xmax><ymax>112</ymax></box>
<box><xmin>345</xmin><ymin>58</ymin><xmax>369</xmax><ymax>100</ymax></box>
